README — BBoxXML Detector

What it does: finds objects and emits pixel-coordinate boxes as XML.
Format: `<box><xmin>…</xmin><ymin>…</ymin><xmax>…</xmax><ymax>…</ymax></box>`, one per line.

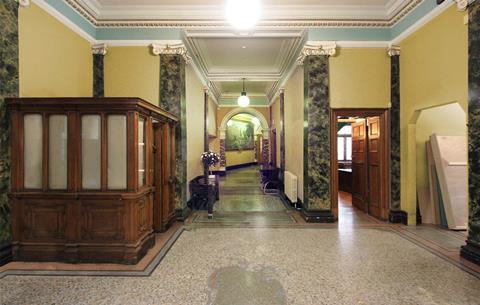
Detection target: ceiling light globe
<box><xmin>237</xmin><ymin>95</ymin><xmax>250</xmax><ymax>107</ymax></box>
<box><xmin>226</xmin><ymin>0</ymin><xmax>261</xmax><ymax>30</ymax></box>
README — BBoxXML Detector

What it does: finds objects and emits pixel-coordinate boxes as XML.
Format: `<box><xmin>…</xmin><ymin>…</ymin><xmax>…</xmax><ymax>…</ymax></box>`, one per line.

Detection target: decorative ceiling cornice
<box><xmin>66</xmin><ymin>0</ymin><xmax>424</xmax><ymax>29</ymax></box>
<box><xmin>150</xmin><ymin>43</ymin><xmax>193</xmax><ymax>64</ymax></box>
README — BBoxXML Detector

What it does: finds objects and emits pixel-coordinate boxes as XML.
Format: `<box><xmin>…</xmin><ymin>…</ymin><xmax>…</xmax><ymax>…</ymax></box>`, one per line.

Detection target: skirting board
<box><xmin>301</xmin><ymin>209</ymin><xmax>335</xmax><ymax>223</ymax></box>
<box><xmin>226</xmin><ymin>162</ymin><xmax>258</xmax><ymax>171</ymax></box>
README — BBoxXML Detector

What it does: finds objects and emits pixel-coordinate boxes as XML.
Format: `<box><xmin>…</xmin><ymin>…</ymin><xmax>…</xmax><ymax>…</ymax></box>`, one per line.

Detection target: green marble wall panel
<box><xmin>390</xmin><ymin>55</ymin><xmax>401</xmax><ymax>211</ymax></box>
<box><xmin>159</xmin><ymin>55</ymin><xmax>187</xmax><ymax>209</ymax></box>
<box><xmin>303</xmin><ymin>56</ymin><xmax>331</xmax><ymax>211</ymax></box>
<box><xmin>462</xmin><ymin>0</ymin><xmax>480</xmax><ymax>263</ymax></box>
<box><xmin>93</xmin><ymin>54</ymin><xmax>104</xmax><ymax>97</ymax></box>
<box><xmin>0</xmin><ymin>0</ymin><xmax>19</xmax><ymax>243</ymax></box>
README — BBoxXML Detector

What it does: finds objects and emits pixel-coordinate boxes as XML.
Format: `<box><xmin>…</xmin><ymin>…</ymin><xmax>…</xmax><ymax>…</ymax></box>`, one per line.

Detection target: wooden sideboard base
<box><xmin>12</xmin><ymin>231</ymin><xmax>155</xmax><ymax>265</ymax></box>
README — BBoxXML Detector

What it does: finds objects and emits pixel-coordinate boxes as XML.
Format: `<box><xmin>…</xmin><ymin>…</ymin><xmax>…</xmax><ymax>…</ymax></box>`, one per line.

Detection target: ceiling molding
<box><xmin>391</xmin><ymin>0</ymin><xmax>453</xmax><ymax>44</ymax></box>
<box><xmin>67</xmin><ymin>0</ymin><xmax>425</xmax><ymax>28</ymax></box>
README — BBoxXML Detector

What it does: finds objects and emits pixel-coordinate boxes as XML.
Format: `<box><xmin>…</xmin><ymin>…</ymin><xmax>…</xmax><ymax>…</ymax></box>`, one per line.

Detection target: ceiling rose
<box><xmin>226</xmin><ymin>0</ymin><xmax>262</xmax><ymax>30</ymax></box>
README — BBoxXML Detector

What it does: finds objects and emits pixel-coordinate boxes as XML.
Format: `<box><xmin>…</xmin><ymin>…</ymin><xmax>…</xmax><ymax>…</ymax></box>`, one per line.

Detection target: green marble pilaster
<box><xmin>461</xmin><ymin>0</ymin><xmax>480</xmax><ymax>265</ymax></box>
<box><xmin>93</xmin><ymin>55</ymin><xmax>104</xmax><ymax>97</ymax></box>
<box><xmin>92</xmin><ymin>44</ymin><xmax>107</xmax><ymax>97</ymax></box>
<box><xmin>159</xmin><ymin>54</ymin><xmax>187</xmax><ymax>211</ymax></box>
<box><xmin>389</xmin><ymin>48</ymin><xmax>403</xmax><ymax>223</ymax></box>
<box><xmin>0</xmin><ymin>0</ymin><xmax>19</xmax><ymax>250</ymax></box>
<box><xmin>302</xmin><ymin>55</ymin><xmax>333</xmax><ymax>221</ymax></box>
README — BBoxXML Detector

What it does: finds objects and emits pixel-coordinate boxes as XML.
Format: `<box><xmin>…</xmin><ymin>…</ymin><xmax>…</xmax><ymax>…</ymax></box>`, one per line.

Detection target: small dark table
<box><xmin>188</xmin><ymin>175</ymin><xmax>219</xmax><ymax>218</ymax></box>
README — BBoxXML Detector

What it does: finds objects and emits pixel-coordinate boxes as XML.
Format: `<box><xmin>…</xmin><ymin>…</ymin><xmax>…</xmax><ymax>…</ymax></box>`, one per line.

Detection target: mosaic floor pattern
<box><xmin>1</xmin><ymin>227</ymin><xmax>479</xmax><ymax>305</ymax></box>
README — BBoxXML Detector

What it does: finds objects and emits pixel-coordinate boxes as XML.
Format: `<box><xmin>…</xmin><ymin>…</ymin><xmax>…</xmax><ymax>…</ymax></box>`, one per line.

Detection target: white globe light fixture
<box><xmin>237</xmin><ymin>78</ymin><xmax>250</xmax><ymax>107</ymax></box>
<box><xmin>226</xmin><ymin>0</ymin><xmax>261</xmax><ymax>30</ymax></box>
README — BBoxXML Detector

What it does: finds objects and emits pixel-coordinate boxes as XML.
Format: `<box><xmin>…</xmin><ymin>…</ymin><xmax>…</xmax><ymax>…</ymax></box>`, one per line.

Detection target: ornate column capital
<box><xmin>218</xmin><ymin>128</ymin><xmax>226</xmax><ymax>139</ymax></box>
<box><xmin>151</xmin><ymin>43</ymin><xmax>192</xmax><ymax>64</ymax></box>
<box><xmin>454</xmin><ymin>0</ymin><xmax>474</xmax><ymax>11</ymax></box>
<box><xmin>279</xmin><ymin>88</ymin><xmax>285</xmax><ymax>95</ymax></box>
<box><xmin>92</xmin><ymin>43</ymin><xmax>108</xmax><ymax>56</ymax></box>
<box><xmin>203</xmin><ymin>87</ymin><xmax>209</xmax><ymax>94</ymax></box>
<box><xmin>297</xmin><ymin>41</ymin><xmax>337</xmax><ymax>65</ymax></box>
<box><xmin>388</xmin><ymin>45</ymin><xmax>401</xmax><ymax>57</ymax></box>
<box><xmin>17</xmin><ymin>0</ymin><xmax>30</xmax><ymax>7</ymax></box>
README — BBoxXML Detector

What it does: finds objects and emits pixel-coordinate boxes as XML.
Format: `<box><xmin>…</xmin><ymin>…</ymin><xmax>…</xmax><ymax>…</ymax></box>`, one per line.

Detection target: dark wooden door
<box><xmin>367</xmin><ymin>117</ymin><xmax>382</xmax><ymax>219</ymax></box>
<box><xmin>351</xmin><ymin>120</ymin><xmax>367</xmax><ymax>212</ymax></box>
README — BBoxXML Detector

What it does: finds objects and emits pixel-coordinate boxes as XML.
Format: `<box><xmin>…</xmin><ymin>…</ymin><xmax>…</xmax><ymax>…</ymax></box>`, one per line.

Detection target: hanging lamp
<box><xmin>237</xmin><ymin>78</ymin><xmax>250</xmax><ymax>107</ymax></box>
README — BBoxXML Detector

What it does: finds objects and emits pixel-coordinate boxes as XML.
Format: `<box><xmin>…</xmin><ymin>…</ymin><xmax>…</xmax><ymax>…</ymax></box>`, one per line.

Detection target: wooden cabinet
<box><xmin>7</xmin><ymin>98</ymin><xmax>177</xmax><ymax>264</ymax></box>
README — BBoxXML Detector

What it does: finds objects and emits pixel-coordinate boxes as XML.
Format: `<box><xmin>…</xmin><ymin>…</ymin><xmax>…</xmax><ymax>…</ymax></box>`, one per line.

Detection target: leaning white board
<box><xmin>430</xmin><ymin>134</ymin><xmax>468</xmax><ymax>230</ymax></box>
<box><xmin>426</xmin><ymin>141</ymin><xmax>440</xmax><ymax>225</ymax></box>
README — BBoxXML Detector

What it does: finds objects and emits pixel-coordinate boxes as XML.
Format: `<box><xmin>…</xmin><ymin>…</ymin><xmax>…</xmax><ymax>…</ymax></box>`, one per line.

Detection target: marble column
<box><xmin>92</xmin><ymin>44</ymin><xmax>107</xmax><ymax>98</ymax></box>
<box><xmin>262</xmin><ymin>137</ymin><xmax>270</xmax><ymax>166</ymax></box>
<box><xmin>298</xmin><ymin>42</ymin><xmax>336</xmax><ymax>223</ymax></box>
<box><xmin>219</xmin><ymin>135</ymin><xmax>227</xmax><ymax>172</ymax></box>
<box><xmin>279</xmin><ymin>89</ymin><xmax>286</xmax><ymax>187</ymax></box>
<box><xmin>0</xmin><ymin>0</ymin><xmax>25</xmax><ymax>266</ymax></box>
<box><xmin>152</xmin><ymin>43</ymin><xmax>191</xmax><ymax>218</ymax></box>
<box><xmin>461</xmin><ymin>0</ymin><xmax>480</xmax><ymax>265</ymax></box>
<box><xmin>203</xmin><ymin>88</ymin><xmax>209</xmax><ymax>177</ymax></box>
<box><xmin>388</xmin><ymin>46</ymin><xmax>406</xmax><ymax>223</ymax></box>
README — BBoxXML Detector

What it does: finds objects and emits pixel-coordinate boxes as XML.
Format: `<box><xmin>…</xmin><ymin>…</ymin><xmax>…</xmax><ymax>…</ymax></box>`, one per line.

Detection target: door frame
<box><xmin>330</xmin><ymin>108</ymin><xmax>391</xmax><ymax>220</ymax></box>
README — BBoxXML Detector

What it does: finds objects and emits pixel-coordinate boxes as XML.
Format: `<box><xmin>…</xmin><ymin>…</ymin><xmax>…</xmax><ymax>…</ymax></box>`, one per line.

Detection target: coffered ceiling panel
<box><xmin>191</xmin><ymin>37</ymin><xmax>298</xmax><ymax>76</ymax></box>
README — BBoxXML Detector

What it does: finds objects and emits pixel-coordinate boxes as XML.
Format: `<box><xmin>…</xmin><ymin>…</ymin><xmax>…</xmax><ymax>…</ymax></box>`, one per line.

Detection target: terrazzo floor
<box><xmin>1</xmin><ymin>167</ymin><xmax>479</xmax><ymax>304</ymax></box>
<box><xmin>1</xmin><ymin>227</ymin><xmax>479</xmax><ymax>305</ymax></box>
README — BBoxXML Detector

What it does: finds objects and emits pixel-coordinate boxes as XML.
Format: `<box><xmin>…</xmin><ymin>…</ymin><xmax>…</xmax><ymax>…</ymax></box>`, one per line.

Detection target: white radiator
<box><xmin>284</xmin><ymin>171</ymin><xmax>298</xmax><ymax>203</ymax></box>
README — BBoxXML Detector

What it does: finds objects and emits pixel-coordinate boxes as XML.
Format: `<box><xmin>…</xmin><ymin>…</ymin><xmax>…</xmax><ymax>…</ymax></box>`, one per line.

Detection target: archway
<box><xmin>218</xmin><ymin>108</ymin><xmax>270</xmax><ymax>172</ymax></box>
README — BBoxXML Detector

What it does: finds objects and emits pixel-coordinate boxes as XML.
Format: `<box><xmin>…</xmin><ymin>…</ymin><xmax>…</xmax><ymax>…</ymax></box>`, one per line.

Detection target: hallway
<box><xmin>215</xmin><ymin>166</ymin><xmax>286</xmax><ymax>212</ymax></box>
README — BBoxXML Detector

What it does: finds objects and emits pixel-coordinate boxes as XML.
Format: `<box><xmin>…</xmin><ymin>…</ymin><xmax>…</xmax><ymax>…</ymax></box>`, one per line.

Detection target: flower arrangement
<box><xmin>201</xmin><ymin>151</ymin><xmax>220</xmax><ymax>167</ymax></box>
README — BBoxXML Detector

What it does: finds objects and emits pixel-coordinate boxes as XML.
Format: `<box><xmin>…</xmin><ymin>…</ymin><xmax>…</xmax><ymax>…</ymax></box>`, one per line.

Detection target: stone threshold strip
<box><xmin>0</xmin><ymin>225</ymin><xmax>185</xmax><ymax>280</ymax></box>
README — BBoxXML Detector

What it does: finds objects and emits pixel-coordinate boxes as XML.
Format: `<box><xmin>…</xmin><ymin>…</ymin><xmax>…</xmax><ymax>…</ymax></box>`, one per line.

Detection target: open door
<box><xmin>367</xmin><ymin>117</ymin><xmax>382</xmax><ymax>219</ymax></box>
<box><xmin>351</xmin><ymin>120</ymin><xmax>368</xmax><ymax>212</ymax></box>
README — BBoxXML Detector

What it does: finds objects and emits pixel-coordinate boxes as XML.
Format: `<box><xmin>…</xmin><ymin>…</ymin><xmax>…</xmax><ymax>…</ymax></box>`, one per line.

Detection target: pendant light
<box><xmin>226</xmin><ymin>0</ymin><xmax>261</xmax><ymax>30</ymax></box>
<box><xmin>237</xmin><ymin>78</ymin><xmax>250</xmax><ymax>107</ymax></box>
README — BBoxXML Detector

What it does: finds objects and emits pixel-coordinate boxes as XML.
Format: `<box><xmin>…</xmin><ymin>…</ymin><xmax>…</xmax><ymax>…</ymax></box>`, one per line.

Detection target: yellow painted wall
<box><xmin>226</xmin><ymin>150</ymin><xmax>256</xmax><ymax>167</ymax></box>
<box><xmin>104</xmin><ymin>47</ymin><xmax>160</xmax><ymax>105</ymax></box>
<box><xmin>271</xmin><ymin>97</ymin><xmax>281</xmax><ymax>168</ymax></box>
<box><xmin>207</xmin><ymin>97</ymin><xmax>218</xmax><ymax>137</ymax></box>
<box><xmin>399</xmin><ymin>5</ymin><xmax>468</xmax><ymax>224</ymax></box>
<box><xmin>186</xmin><ymin>66</ymin><xmax>205</xmax><ymax>199</ymax></box>
<box><xmin>284</xmin><ymin>67</ymin><xmax>304</xmax><ymax>201</ymax></box>
<box><xmin>330</xmin><ymin>48</ymin><xmax>390</xmax><ymax>108</ymax></box>
<box><xmin>19</xmin><ymin>3</ymin><xmax>92</xmax><ymax>97</ymax></box>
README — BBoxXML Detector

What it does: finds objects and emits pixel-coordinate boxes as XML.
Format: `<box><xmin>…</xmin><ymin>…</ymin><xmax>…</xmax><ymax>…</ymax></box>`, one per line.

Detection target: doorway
<box><xmin>331</xmin><ymin>109</ymin><xmax>390</xmax><ymax>222</ymax></box>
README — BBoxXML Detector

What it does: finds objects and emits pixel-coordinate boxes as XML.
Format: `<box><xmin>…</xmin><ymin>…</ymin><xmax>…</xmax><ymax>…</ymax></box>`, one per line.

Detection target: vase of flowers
<box><xmin>201</xmin><ymin>151</ymin><xmax>220</xmax><ymax>180</ymax></box>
